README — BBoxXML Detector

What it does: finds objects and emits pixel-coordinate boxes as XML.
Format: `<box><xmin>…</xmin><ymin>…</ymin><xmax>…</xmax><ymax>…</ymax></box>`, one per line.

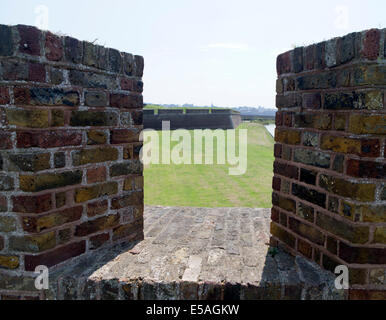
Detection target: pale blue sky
<box><xmin>1</xmin><ymin>0</ymin><xmax>384</xmax><ymax>108</ymax></box>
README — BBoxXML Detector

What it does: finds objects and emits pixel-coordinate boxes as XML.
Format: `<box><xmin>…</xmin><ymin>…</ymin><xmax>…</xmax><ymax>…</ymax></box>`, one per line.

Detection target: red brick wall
<box><xmin>0</xmin><ymin>24</ymin><xmax>144</xmax><ymax>295</ymax></box>
<box><xmin>272</xmin><ymin>29</ymin><xmax>386</xmax><ymax>298</ymax></box>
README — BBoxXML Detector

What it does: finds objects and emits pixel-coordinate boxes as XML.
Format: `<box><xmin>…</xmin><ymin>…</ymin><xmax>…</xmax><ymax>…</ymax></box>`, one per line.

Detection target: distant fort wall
<box><xmin>143</xmin><ymin>108</ymin><xmax>242</xmax><ymax>130</ymax></box>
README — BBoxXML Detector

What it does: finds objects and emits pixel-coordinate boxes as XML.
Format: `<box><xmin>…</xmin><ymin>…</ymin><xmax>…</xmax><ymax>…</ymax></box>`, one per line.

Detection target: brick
<box><xmin>325</xmin><ymin>38</ymin><xmax>337</xmax><ymax>67</ymax></box>
<box><xmin>9</xmin><ymin>232</ymin><xmax>56</xmax><ymax>253</ymax></box>
<box><xmin>0</xmin><ymin>87</ymin><xmax>10</xmax><ymax>104</ymax></box>
<box><xmin>298</xmin><ymin>239</ymin><xmax>312</xmax><ymax>259</ymax></box>
<box><xmin>75</xmin><ymin>214</ymin><xmax>120</xmax><ymax>237</ymax></box>
<box><xmin>292</xmin><ymin>183</ymin><xmax>326</xmax><ymax>208</ymax></box>
<box><xmin>51</xmin><ymin>110</ymin><xmax>65</xmax><ymax>126</ymax></box>
<box><xmin>276</xmin><ymin>51</ymin><xmax>291</xmax><ymax>75</ymax></box>
<box><xmin>70</xmin><ymin>111</ymin><xmax>117</xmax><ymax>127</ymax></box>
<box><xmin>72</xmin><ymin>147</ymin><xmax>119</xmax><ymax>166</ymax></box>
<box><xmin>362</xmin><ymin>29</ymin><xmax>380</xmax><ymax>60</ymax></box>
<box><xmin>316</xmin><ymin>212</ymin><xmax>369</xmax><ymax>244</ymax></box>
<box><xmin>110</xmin><ymin>93</ymin><xmax>143</xmax><ymax>109</ymax></box>
<box><xmin>332</xmin><ymin>154</ymin><xmax>344</xmax><ymax>173</ymax></box>
<box><xmin>0</xmin><ymin>255</ymin><xmax>19</xmax><ymax>269</ymax></box>
<box><xmin>87</xmin><ymin>130</ymin><xmax>107</xmax><ymax>145</ymax></box>
<box><xmin>87</xmin><ymin>199</ymin><xmax>108</xmax><ymax>217</ymax></box>
<box><xmin>373</xmin><ymin>228</ymin><xmax>386</xmax><ymax>244</ymax></box>
<box><xmin>19</xmin><ymin>171</ymin><xmax>82</xmax><ymax>192</ymax></box>
<box><xmin>58</xmin><ymin>228</ymin><xmax>72</xmax><ymax>245</ymax></box>
<box><xmin>293</xmin><ymin>148</ymin><xmax>330</xmax><ymax>169</ymax></box>
<box><xmin>294</xmin><ymin>113</ymin><xmax>332</xmax><ymax>130</ymax></box>
<box><xmin>349</xmin><ymin>290</ymin><xmax>386</xmax><ymax>300</ymax></box>
<box><xmin>292</xmin><ymin>47</ymin><xmax>303</xmax><ymax>73</ymax></box>
<box><xmin>281</xmin><ymin>145</ymin><xmax>292</xmax><ymax>161</ymax></box>
<box><xmin>289</xmin><ymin>217</ymin><xmax>324</xmax><ymax>245</ymax></box>
<box><xmin>338</xmin><ymin>33</ymin><xmax>356</xmax><ymax>64</ymax></box>
<box><xmin>54</xmin><ymin>152</ymin><xmax>66</xmax><ymax>168</ymax></box>
<box><xmin>64</xmin><ymin>36</ymin><xmax>83</xmax><ymax>64</ymax></box>
<box><xmin>83</xmin><ymin>42</ymin><xmax>98</xmax><ymax>67</ymax></box>
<box><xmin>324</xmin><ymin>91</ymin><xmax>383</xmax><ymax>110</ymax></box>
<box><xmin>274</xmin><ymin>144</ymin><xmax>282</xmax><ymax>158</ymax></box>
<box><xmin>326</xmin><ymin>237</ymin><xmax>337</xmax><ymax>255</ymax></box>
<box><xmin>110</xmin><ymin>160</ymin><xmax>142</xmax><ymax>177</ymax></box>
<box><xmin>89</xmin><ymin>233</ymin><xmax>110</xmax><ymax>250</ymax></box>
<box><xmin>274</xmin><ymin>129</ymin><xmax>301</xmax><ymax>145</ymax></box>
<box><xmin>341</xmin><ymin>201</ymin><xmax>361</xmax><ymax>221</ymax></box>
<box><xmin>319</xmin><ymin>174</ymin><xmax>375</xmax><ymax>202</ymax></box>
<box><xmin>75</xmin><ymin>182</ymin><xmax>118</xmax><ymax>203</ymax></box>
<box><xmin>362</xmin><ymin>205</ymin><xmax>386</xmax><ymax>223</ymax></box>
<box><xmin>297</xmin><ymin>71</ymin><xmax>337</xmax><ymax>90</ymax></box>
<box><xmin>122</xmin><ymin>53</ymin><xmax>135</xmax><ymax>76</ymax></box>
<box><xmin>134</xmin><ymin>55</ymin><xmax>144</xmax><ymax>77</ymax></box>
<box><xmin>297</xmin><ymin>202</ymin><xmax>314</xmax><ymax>223</ymax></box>
<box><xmin>0</xmin><ymin>175</ymin><xmax>14</xmax><ymax>191</ymax></box>
<box><xmin>111</xmin><ymin>192</ymin><xmax>143</xmax><ymax>210</ymax></box>
<box><xmin>25</xmin><ymin>241</ymin><xmax>86</xmax><ymax>271</ymax></box>
<box><xmin>272</xmin><ymin>193</ymin><xmax>296</xmax><ymax>213</ymax></box>
<box><xmin>97</xmin><ymin>45</ymin><xmax>108</xmax><ymax>69</ymax></box>
<box><xmin>347</xmin><ymin>159</ymin><xmax>385</xmax><ymax>179</ymax></box>
<box><xmin>302</xmin><ymin>93</ymin><xmax>321</xmax><ymax>109</ymax></box>
<box><xmin>6</xmin><ymin>108</ymin><xmax>49</xmax><ymax>128</ymax></box>
<box><xmin>0</xmin><ymin>25</ymin><xmax>14</xmax><ymax>56</ymax></box>
<box><xmin>8</xmin><ymin>153</ymin><xmax>50</xmax><ymax>172</ymax></box>
<box><xmin>55</xmin><ymin>192</ymin><xmax>66</xmax><ymax>208</ymax></box>
<box><xmin>131</xmin><ymin>110</ymin><xmax>143</xmax><ymax>125</ymax></box>
<box><xmin>280</xmin><ymin>180</ymin><xmax>290</xmax><ymax>194</ymax></box>
<box><xmin>328</xmin><ymin>196</ymin><xmax>339</xmax><ymax>214</ymax></box>
<box><xmin>22</xmin><ymin>206</ymin><xmax>83</xmax><ymax>233</ymax></box>
<box><xmin>0</xmin><ymin>60</ymin><xmax>28</xmax><ymax>81</ymax></box>
<box><xmin>275</xmin><ymin>112</ymin><xmax>283</xmax><ymax>126</ymax></box>
<box><xmin>321</xmin><ymin>135</ymin><xmax>380</xmax><ymax>157</ymax></box>
<box><xmin>50</xmin><ymin>68</ymin><xmax>64</xmax><ymax>85</ymax></box>
<box><xmin>22</xmin><ymin>88</ymin><xmax>80</xmax><ymax>107</ymax></box>
<box><xmin>0</xmin><ymin>196</ymin><xmax>6</xmax><ymax>212</ymax></box>
<box><xmin>273</xmin><ymin>161</ymin><xmax>298</xmax><ymax>179</ymax></box>
<box><xmin>322</xmin><ymin>254</ymin><xmax>340</xmax><ymax>273</ymax></box>
<box><xmin>272</xmin><ymin>177</ymin><xmax>281</xmax><ymax>191</ymax></box>
<box><xmin>120</xmin><ymin>78</ymin><xmax>133</xmax><ymax>91</ymax></box>
<box><xmin>110</xmin><ymin>129</ymin><xmax>140</xmax><ymax>144</ymax></box>
<box><xmin>270</xmin><ymin>223</ymin><xmax>295</xmax><ymax>248</ymax></box>
<box><xmin>0</xmin><ymin>216</ymin><xmax>17</xmax><ymax>232</ymax></box>
<box><xmin>108</xmin><ymin>48</ymin><xmax>122</xmax><ymax>73</ymax></box>
<box><xmin>339</xmin><ymin>242</ymin><xmax>386</xmax><ymax>265</ymax></box>
<box><xmin>351</xmin><ymin>65</ymin><xmax>386</xmax><ymax>86</ymax></box>
<box><xmin>69</xmin><ymin>70</ymin><xmax>118</xmax><ymax>90</ymax></box>
<box><xmin>87</xmin><ymin>166</ymin><xmax>107</xmax><ymax>184</ymax></box>
<box><xmin>276</xmin><ymin>93</ymin><xmax>301</xmax><ymax>109</ymax></box>
<box><xmin>0</xmin><ymin>132</ymin><xmax>13</xmax><ymax>149</ymax></box>
<box><xmin>348</xmin><ymin>114</ymin><xmax>386</xmax><ymax>135</ymax></box>
<box><xmin>12</xmin><ymin>194</ymin><xmax>52</xmax><ymax>213</ymax></box>
<box><xmin>29</xmin><ymin>63</ymin><xmax>46</xmax><ymax>82</ymax></box>
<box><xmin>84</xmin><ymin>91</ymin><xmax>109</xmax><ymax>107</ymax></box>
<box><xmin>369</xmin><ymin>269</ymin><xmax>386</xmax><ymax>285</ymax></box>
<box><xmin>45</xmin><ymin>32</ymin><xmax>63</xmax><ymax>61</ymax></box>
<box><xmin>334</xmin><ymin>114</ymin><xmax>346</xmax><ymax>131</ymax></box>
<box><xmin>304</xmin><ymin>45</ymin><xmax>315</xmax><ymax>71</ymax></box>
<box><xmin>299</xmin><ymin>168</ymin><xmax>317</xmax><ymax>185</ymax></box>
<box><xmin>18</xmin><ymin>25</ymin><xmax>41</xmax><ymax>56</ymax></box>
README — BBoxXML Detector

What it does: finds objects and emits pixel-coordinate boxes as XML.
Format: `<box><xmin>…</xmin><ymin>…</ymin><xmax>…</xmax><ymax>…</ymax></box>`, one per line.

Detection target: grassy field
<box><xmin>144</xmin><ymin>122</ymin><xmax>275</xmax><ymax>208</ymax></box>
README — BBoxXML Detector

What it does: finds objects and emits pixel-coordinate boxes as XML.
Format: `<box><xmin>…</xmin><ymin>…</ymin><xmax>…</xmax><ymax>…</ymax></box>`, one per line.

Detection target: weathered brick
<box><xmin>362</xmin><ymin>29</ymin><xmax>380</xmax><ymax>60</ymax></box>
<box><xmin>334</xmin><ymin>114</ymin><xmax>346</xmax><ymax>131</ymax></box>
<box><xmin>110</xmin><ymin>93</ymin><xmax>143</xmax><ymax>109</ymax></box>
<box><xmin>0</xmin><ymin>175</ymin><xmax>14</xmax><ymax>191</ymax></box>
<box><xmin>339</xmin><ymin>242</ymin><xmax>386</xmax><ymax>265</ymax></box>
<box><xmin>321</xmin><ymin>135</ymin><xmax>380</xmax><ymax>157</ymax></box>
<box><xmin>111</xmin><ymin>192</ymin><xmax>143</xmax><ymax>210</ymax></box>
<box><xmin>108</xmin><ymin>48</ymin><xmax>122</xmax><ymax>73</ymax></box>
<box><xmin>277</xmin><ymin>51</ymin><xmax>291</xmax><ymax>75</ymax></box>
<box><xmin>69</xmin><ymin>70</ymin><xmax>118</xmax><ymax>90</ymax></box>
<box><xmin>0</xmin><ymin>87</ymin><xmax>10</xmax><ymax>104</ymax></box>
<box><xmin>87</xmin><ymin>130</ymin><xmax>107</xmax><ymax>145</ymax></box>
<box><xmin>50</xmin><ymin>68</ymin><xmax>64</xmax><ymax>85</ymax></box>
<box><xmin>293</xmin><ymin>148</ymin><xmax>330</xmax><ymax>169</ymax></box>
<box><xmin>12</xmin><ymin>194</ymin><xmax>52</xmax><ymax>213</ymax></box>
<box><xmin>19</xmin><ymin>171</ymin><xmax>82</xmax><ymax>192</ymax></box>
<box><xmin>348</xmin><ymin>114</ymin><xmax>386</xmax><ymax>135</ymax></box>
<box><xmin>72</xmin><ymin>147</ymin><xmax>118</xmax><ymax>166</ymax></box>
<box><xmin>292</xmin><ymin>183</ymin><xmax>326</xmax><ymax>208</ymax></box>
<box><xmin>9</xmin><ymin>232</ymin><xmax>56</xmax><ymax>253</ymax></box>
<box><xmin>87</xmin><ymin>166</ymin><xmax>107</xmax><ymax>184</ymax></box>
<box><xmin>84</xmin><ymin>91</ymin><xmax>109</xmax><ymax>107</ymax></box>
<box><xmin>0</xmin><ymin>132</ymin><xmax>13</xmax><ymax>149</ymax></box>
<box><xmin>131</xmin><ymin>110</ymin><xmax>143</xmax><ymax>125</ymax></box>
<box><xmin>51</xmin><ymin>110</ymin><xmax>65</xmax><ymax>127</ymax></box>
<box><xmin>64</xmin><ymin>36</ymin><xmax>83</xmax><ymax>63</ymax></box>
<box><xmin>0</xmin><ymin>216</ymin><xmax>17</xmax><ymax>232</ymax></box>
<box><xmin>0</xmin><ymin>255</ymin><xmax>19</xmax><ymax>269</ymax></box>
<box><xmin>111</xmin><ymin>128</ymin><xmax>140</xmax><ymax>144</ymax></box>
<box><xmin>45</xmin><ymin>32</ymin><xmax>63</xmax><ymax>61</ymax></box>
<box><xmin>17</xmin><ymin>130</ymin><xmax>82</xmax><ymax>148</ymax></box>
<box><xmin>341</xmin><ymin>201</ymin><xmax>361</xmax><ymax>221</ymax></box>
<box><xmin>113</xmin><ymin>220</ymin><xmax>143</xmax><ymax>241</ymax></box>
<box><xmin>316</xmin><ymin>212</ymin><xmax>369</xmax><ymax>244</ymax></box>
<box><xmin>369</xmin><ymin>269</ymin><xmax>386</xmax><ymax>285</ymax></box>
<box><xmin>297</xmin><ymin>239</ymin><xmax>312</xmax><ymax>259</ymax></box>
<box><xmin>272</xmin><ymin>177</ymin><xmax>281</xmax><ymax>191</ymax></box>
<box><xmin>361</xmin><ymin>205</ymin><xmax>386</xmax><ymax>223</ymax></box>
<box><xmin>270</xmin><ymin>223</ymin><xmax>295</xmax><ymax>248</ymax></box>
<box><xmin>300</xmin><ymin>168</ymin><xmax>317</xmax><ymax>185</ymax></box>
<box><xmin>75</xmin><ymin>214</ymin><xmax>120</xmax><ymax>237</ymax></box>
<box><xmin>275</xmin><ymin>129</ymin><xmax>301</xmax><ymax>145</ymax></box>
<box><xmin>55</xmin><ymin>192</ymin><xmax>66</xmax><ymax>208</ymax></box>
<box><xmin>276</xmin><ymin>93</ymin><xmax>301</xmax><ymax>109</ymax></box>
<box><xmin>134</xmin><ymin>55</ymin><xmax>144</xmax><ymax>77</ymax></box>
<box><xmin>25</xmin><ymin>240</ymin><xmax>86</xmax><ymax>271</ymax></box>
<box><xmin>87</xmin><ymin>199</ymin><xmax>108</xmax><ymax>217</ymax></box>
<box><xmin>292</xmin><ymin>47</ymin><xmax>303</xmax><ymax>73</ymax></box>
<box><xmin>89</xmin><ymin>232</ymin><xmax>110</xmax><ymax>250</ymax></box>
<box><xmin>373</xmin><ymin>228</ymin><xmax>386</xmax><ymax>244</ymax></box>
<box><xmin>22</xmin><ymin>206</ymin><xmax>83</xmax><ymax>233</ymax></box>
<box><xmin>332</xmin><ymin>154</ymin><xmax>344</xmax><ymax>173</ymax></box>
<box><xmin>328</xmin><ymin>196</ymin><xmax>339</xmax><ymax>214</ymax></box>
<box><xmin>5</xmin><ymin>108</ymin><xmax>49</xmax><ymax>128</ymax></box>
<box><xmin>351</xmin><ymin>65</ymin><xmax>386</xmax><ymax>87</ymax></box>
<box><xmin>324</xmin><ymin>91</ymin><xmax>383</xmax><ymax>110</ymax></box>
<box><xmin>8</xmin><ymin>153</ymin><xmax>50</xmax><ymax>172</ymax></box>
<box><xmin>297</xmin><ymin>71</ymin><xmax>337</xmax><ymax>90</ymax></box>
<box><xmin>294</xmin><ymin>113</ymin><xmax>332</xmax><ymax>130</ymax></box>
<box><xmin>58</xmin><ymin>228</ymin><xmax>72</xmax><ymax>245</ymax></box>
<box><xmin>347</xmin><ymin>159</ymin><xmax>385</xmax><ymax>179</ymax></box>
<box><xmin>272</xmin><ymin>193</ymin><xmax>296</xmax><ymax>213</ymax></box>
<box><xmin>70</xmin><ymin>111</ymin><xmax>117</xmax><ymax>127</ymax></box>
<box><xmin>109</xmin><ymin>160</ymin><xmax>143</xmax><ymax>177</ymax></box>
<box><xmin>0</xmin><ymin>25</ymin><xmax>14</xmax><ymax>56</ymax></box>
<box><xmin>289</xmin><ymin>217</ymin><xmax>324</xmax><ymax>245</ymax></box>
<box><xmin>75</xmin><ymin>182</ymin><xmax>118</xmax><ymax>203</ymax></box>
<box><xmin>273</xmin><ymin>161</ymin><xmax>298</xmax><ymax>179</ymax></box>
<box><xmin>18</xmin><ymin>25</ymin><xmax>41</xmax><ymax>56</ymax></box>
<box><xmin>29</xmin><ymin>63</ymin><xmax>46</xmax><ymax>82</ymax></box>
<box><xmin>303</xmin><ymin>93</ymin><xmax>321</xmax><ymax>109</ymax></box>
<box><xmin>83</xmin><ymin>42</ymin><xmax>98</xmax><ymax>67</ymax></box>
<box><xmin>54</xmin><ymin>152</ymin><xmax>66</xmax><ymax>168</ymax></box>
<box><xmin>297</xmin><ymin>202</ymin><xmax>314</xmax><ymax>223</ymax></box>
<box><xmin>319</xmin><ymin>174</ymin><xmax>375</xmax><ymax>202</ymax></box>
<box><xmin>338</xmin><ymin>33</ymin><xmax>356</xmax><ymax>64</ymax></box>
<box><xmin>304</xmin><ymin>45</ymin><xmax>315</xmax><ymax>71</ymax></box>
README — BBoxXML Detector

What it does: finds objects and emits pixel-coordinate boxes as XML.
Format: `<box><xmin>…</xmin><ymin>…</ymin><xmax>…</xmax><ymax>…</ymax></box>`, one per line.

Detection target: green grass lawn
<box><xmin>144</xmin><ymin>122</ymin><xmax>274</xmax><ymax>208</ymax></box>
